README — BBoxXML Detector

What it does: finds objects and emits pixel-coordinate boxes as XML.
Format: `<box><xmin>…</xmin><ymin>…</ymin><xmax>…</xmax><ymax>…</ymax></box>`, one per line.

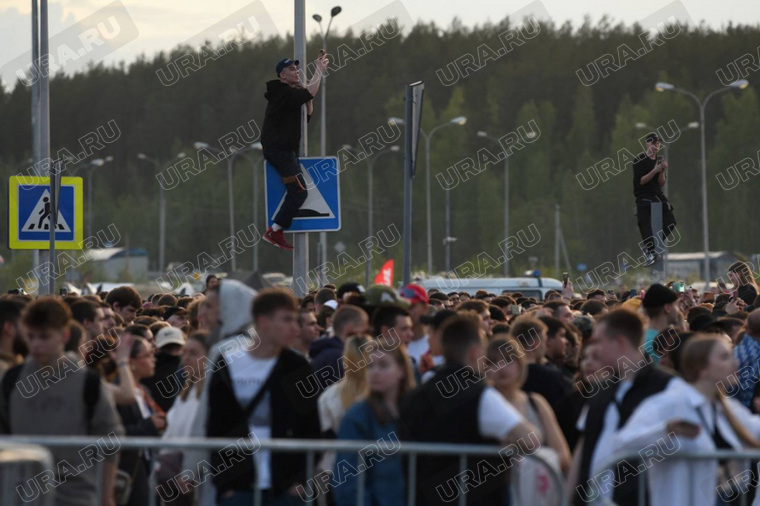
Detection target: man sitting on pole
<box><xmin>261</xmin><ymin>51</ymin><xmax>329</xmax><ymax>251</ymax></box>
<box><xmin>633</xmin><ymin>132</ymin><xmax>677</xmax><ymax>267</ymax></box>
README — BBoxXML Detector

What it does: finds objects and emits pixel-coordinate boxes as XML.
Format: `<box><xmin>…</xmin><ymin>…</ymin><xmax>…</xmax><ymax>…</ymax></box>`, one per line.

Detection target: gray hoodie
<box><xmin>185</xmin><ymin>280</ymin><xmax>257</xmax><ymax>501</ymax></box>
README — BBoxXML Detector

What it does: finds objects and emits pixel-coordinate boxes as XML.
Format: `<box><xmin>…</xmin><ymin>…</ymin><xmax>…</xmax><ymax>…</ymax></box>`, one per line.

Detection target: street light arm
<box><xmin>671</xmin><ymin>87</ymin><xmax>703</xmax><ymax>109</ymax></box>
<box><xmin>702</xmin><ymin>86</ymin><xmax>734</xmax><ymax>110</ymax></box>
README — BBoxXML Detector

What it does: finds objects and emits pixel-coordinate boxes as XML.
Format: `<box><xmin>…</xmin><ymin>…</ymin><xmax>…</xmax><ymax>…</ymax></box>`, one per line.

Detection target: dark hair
<box><xmin>597</xmin><ymin>309</ymin><xmax>644</xmax><ymax>348</ymax></box>
<box><xmin>22</xmin><ymin>297</ymin><xmax>71</xmax><ymax>330</ymax></box>
<box><xmin>543</xmin><ymin>300</ymin><xmax>568</xmax><ymax>313</ymax></box>
<box><xmin>315</xmin><ymin>287</ymin><xmax>337</xmax><ymax>305</ymax></box>
<box><xmin>105</xmin><ymin>286</ymin><xmax>142</xmax><ymax>310</ymax></box>
<box><xmin>440</xmin><ymin>315</ymin><xmax>483</xmax><ymax>364</ymax></box>
<box><xmin>538</xmin><ymin>315</ymin><xmax>565</xmax><ymax>339</ymax></box>
<box><xmin>458</xmin><ymin>299</ymin><xmax>488</xmax><ymax>314</ymax></box>
<box><xmin>65</xmin><ymin>321</ymin><xmax>86</xmax><ymax>352</ymax></box>
<box><xmin>157</xmin><ymin>294</ymin><xmax>178</xmax><ymax>307</ymax></box>
<box><xmin>587</xmin><ymin>289</ymin><xmax>605</xmax><ymax>300</ymax></box>
<box><xmin>489</xmin><ymin>305</ymin><xmax>507</xmax><ymax>323</ymax></box>
<box><xmin>581</xmin><ymin>299</ymin><xmax>606</xmax><ymax>316</ymax></box>
<box><xmin>0</xmin><ymin>300</ymin><xmax>24</xmax><ymax>330</ymax></box>
<box><xmin>206</xmin><ymin>274</ymin><xmax>218</xmax><ymax>287</ymax></box>
<box><xmin>509</xmin><ymin>316</ymin><xmax>548</xmax><ymax>351</ymax></box>
<box><xmin>125</xmin><ymin>324</ymin><xmax>151</xmax><ymax>341</ymax></box>
<box><xmin>130</xmin><ymin>336</ymin><xmax>151</xmax><ymax>358</ymax></box>
<box><xmin>687</xmin><ymin>306</ymin><xmax>712</xmax><ymax>327</ymax></box>
<box><xmin>372</xmin><ymin>305</ymin><xmax>411</xmax><ymax>337</ymax></box>
<box><xmin>252</xmin><ymin>288</ymin><xmax>298</xmax><ymax>324</ymax></box>
<box><xmin>150</xmin><ymin>321</ymin><xmax>170</xmax><ymax>337</ymax></box>
<box><xmin>490</xmin><ymin>297</ymin><xmax>512</xmax><ymax>309</ymax></box>
<box><xmin>491</xmin><ymin>323</ymin><xmax>510</xmax><ymax>335</ymax></box>
<box><xmin>429</xmin><ymin>292</ymin><xmax>450</xmax><ymax>302</ymax></box>
<box><xmin>300</xmin><ymin>295</ymin><xmax>315</xmax><ymax>309</ymax></box>
<box><xmin>177</xmin><ymin>297</ymin><xmax>193</xmax><ymax>309</ymax></box>
<box><xmin>133</xmin><ymin>316</ymin><xmax>156</xmax><ymax>327</ymax></box>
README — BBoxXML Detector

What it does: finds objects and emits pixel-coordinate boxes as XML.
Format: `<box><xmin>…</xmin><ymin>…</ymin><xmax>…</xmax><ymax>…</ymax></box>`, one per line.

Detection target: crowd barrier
<box><xmin>0</xmin><ymin>436</ymin><xmax>568</xmax><ymax>506</ymax></box>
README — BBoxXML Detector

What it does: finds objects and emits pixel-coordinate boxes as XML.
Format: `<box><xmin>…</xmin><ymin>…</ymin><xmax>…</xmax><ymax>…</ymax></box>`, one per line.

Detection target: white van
<box><xmin>418</xmin><ymin>276</ymin><xmax>563</xmax><ymax>300</ymax></box>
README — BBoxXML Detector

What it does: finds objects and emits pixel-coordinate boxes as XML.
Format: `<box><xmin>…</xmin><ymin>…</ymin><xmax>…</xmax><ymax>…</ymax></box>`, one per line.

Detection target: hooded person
<box><xmin>186</xmin><ymin>279</ymin><xmax>257</xmax><ymax>503</ymax></box>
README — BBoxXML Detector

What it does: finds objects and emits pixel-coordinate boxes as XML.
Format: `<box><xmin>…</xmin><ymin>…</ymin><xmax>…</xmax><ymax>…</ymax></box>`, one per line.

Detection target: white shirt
<box><xmin>612</xmin><ymin>380</ymin><xmax>760</xmax><ymax>506</ymax></box>
<box><xmin>478</xmin><ymin>387</ymin><xmax>525</xmax><ymax>440</ymax></box>
<box><xmin>407</xmin><ymin>334</ymin><xmax>430</xmax><ymax>365</ymax></box>
<box><xmin>163</xmin><ymin>391</ymin><xmax>201</xmax><ymax>441</ymax></box>
<box><xmin>225</xmin><ymin>350</ymin><xmax>277</xmax><ymax>490</ymax></box>
<box><xmin>576</xmin><ymin>377</ymin><xmax>683</xmax><ymax>504</ymax></box>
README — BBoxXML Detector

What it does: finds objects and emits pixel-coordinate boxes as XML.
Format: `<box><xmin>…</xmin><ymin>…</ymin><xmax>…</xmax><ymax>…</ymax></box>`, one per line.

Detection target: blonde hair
<box><xmin>339</xmin><ymin>335</ymin><xmax>370</xmax><ymax>409</ymax></box>
<box><xmin>681</xmin><ymin>334</ymin><xmax>760</xmax><ymax>448</ymax></box>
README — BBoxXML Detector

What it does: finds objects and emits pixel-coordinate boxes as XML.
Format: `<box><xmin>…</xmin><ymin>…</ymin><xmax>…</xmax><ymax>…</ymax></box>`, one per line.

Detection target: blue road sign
<box><xmin>265</xmin><ymin>156</ymin><xmax>341</xmax><ymax>232</ymax></box>
<box><xmin>8</xmin><ymin>176</ymin><xmax>83</xmax><ymax>249</ymax></box>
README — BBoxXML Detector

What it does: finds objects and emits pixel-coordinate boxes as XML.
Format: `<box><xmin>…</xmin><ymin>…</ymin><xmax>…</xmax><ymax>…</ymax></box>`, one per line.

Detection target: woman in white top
<box><xmin>613</xmin><ymin>333</ymin><xmax>760</xmax><ymax>506</ymax></box>
<box><xmin>317</xmin><ymin>335</ymin><xmax>370</xmax><ymax>471</ymax></box>
<box><xmin>156</xmin><ymin>331</ymin><xmax>209</xmax><ymax>506</ymax></box>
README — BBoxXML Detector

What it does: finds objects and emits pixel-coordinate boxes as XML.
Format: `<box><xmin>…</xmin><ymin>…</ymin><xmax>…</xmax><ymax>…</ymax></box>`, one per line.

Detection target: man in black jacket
<box><xmin>633</xmin><ymin>132</ymin><xmax>677</xmax><ymax>267</ymax></box>
<box><xmin>207</xmin><ymin>288</ymin><xmax>320</xmax><ymax>505</ymax></box>
<box><xmin>571</xmin><ymin>309</ymin><xmax>680</xmax><ymax>506</ymax></box>
<box><xmin>261</xmin><ymin>52</ymin><xmax>329</xmax><ymax>251</ymax></box>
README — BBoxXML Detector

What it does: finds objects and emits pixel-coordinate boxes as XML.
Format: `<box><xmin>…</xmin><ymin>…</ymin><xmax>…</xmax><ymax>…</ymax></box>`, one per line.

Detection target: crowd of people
<box><xmin>2</xmin><ymin>262</ymin><xmax>760</xmax><ymax>505</ymax></box>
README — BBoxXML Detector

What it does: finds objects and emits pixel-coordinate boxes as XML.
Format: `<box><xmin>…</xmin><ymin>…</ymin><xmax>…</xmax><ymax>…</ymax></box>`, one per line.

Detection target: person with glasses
<box><xmin>633</xmin><ymin>132</ymin><xmax>677</xmax><ymax>267</ymax></box>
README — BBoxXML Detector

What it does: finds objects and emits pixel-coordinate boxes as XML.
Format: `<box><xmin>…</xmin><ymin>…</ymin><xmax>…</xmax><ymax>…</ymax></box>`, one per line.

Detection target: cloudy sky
<box><xmin>0</xmin><ymin>0</ymin><xmax>757</xmax><ymax>89</ymax></box>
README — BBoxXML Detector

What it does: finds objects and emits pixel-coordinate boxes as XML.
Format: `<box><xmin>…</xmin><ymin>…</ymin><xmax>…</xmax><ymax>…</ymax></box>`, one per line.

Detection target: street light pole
<box><xmin>656</xmin><ymin>79</ymin><xmax>749</xmax><ymax>283</ymax></box>
<box><xmin>138</xmin><ymin>152</ymin><xmax>184</xmax><ymax>272</ymax></box>
<box><xmin>313</xmin><ymin>6</ymin><xmax>341</xmax><ymax>284</ymax></box>
<box><xmin>390</xmin><ymin>116</ymin><xmax>466</xmax><ymax>275</ymax></box>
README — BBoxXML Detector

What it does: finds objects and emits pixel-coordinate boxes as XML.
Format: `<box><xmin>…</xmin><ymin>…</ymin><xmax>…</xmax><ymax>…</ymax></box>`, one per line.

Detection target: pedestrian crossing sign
<box><xmin>8</xmin><ymin>176</ymin><xmax>84</xmax><ymax>249</ymax></box>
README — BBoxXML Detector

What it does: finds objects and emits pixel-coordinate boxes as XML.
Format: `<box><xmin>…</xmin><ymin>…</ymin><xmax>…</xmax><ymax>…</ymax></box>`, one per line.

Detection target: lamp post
<box><xmin>345</xmin><ymin>144</ymin><xmax>400</xmax><ymax>286</ymax></box>
<box><xmin>313</xmin><ymin>6</ymin><xmax>342</xmax><ymax>283</ymax></box>
<box><xmin>137</xmin><ymin>151</ymin><xmax>185</xmax><ymax>272</ymax></box>
<box><xmin>477</xmin><ymin>130</ymin><xmax>535</xmax><ymax>276</ymax></box>
<box><xmin>655</xmin><ymin>79</ymin><xmax>749</xmax><ymax>283</ymax></box>
<box><xmin>72</xmin><ymin>156</ymin><xmax>113</xmax><ymax>238</ymax></box>
<box><xmin>389</xmin><ymin>115</ymin><xmax>467</xmax><ymax>275</ymax></box>
<box><xmin>193</xmin><ymin>142</ymin><xmax>263</xmax><ymax>272</ymax></box>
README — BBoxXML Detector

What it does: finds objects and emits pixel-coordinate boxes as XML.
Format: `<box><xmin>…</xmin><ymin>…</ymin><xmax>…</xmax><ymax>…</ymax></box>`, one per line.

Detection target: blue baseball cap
<box><xmin>276</xmin><ymin>58</ymin><xmax>299</xmax><ymax>75</ymax></box>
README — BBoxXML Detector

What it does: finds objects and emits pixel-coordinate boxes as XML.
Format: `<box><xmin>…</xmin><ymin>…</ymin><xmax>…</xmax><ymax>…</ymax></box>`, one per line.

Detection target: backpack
<box><xmin>2</xmin><ymin>363</ymin><xmax>101</xmax><ymax>431</ymax></box>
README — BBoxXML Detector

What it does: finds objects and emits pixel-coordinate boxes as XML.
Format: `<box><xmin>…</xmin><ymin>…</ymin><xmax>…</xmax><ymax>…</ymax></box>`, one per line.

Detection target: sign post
<box><xmin>293</xmin><ymin>0</ymin><xmax>308</xmax><ymax>297</ymax></box>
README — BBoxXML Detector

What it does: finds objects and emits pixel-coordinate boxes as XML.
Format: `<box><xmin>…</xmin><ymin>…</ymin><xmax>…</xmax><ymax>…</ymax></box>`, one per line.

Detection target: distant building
<box><xmin>666</xmin><ymin>251</ymin><xmax>742</xmax><ymax>281</ymax></box>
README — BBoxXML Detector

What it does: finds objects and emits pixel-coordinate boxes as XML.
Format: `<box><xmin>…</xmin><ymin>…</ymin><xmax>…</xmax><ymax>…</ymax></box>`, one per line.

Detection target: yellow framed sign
<box><xmin>8</xmin><ymin>176</ymin><xmax>84</xmax><ymax>249</ymax></box>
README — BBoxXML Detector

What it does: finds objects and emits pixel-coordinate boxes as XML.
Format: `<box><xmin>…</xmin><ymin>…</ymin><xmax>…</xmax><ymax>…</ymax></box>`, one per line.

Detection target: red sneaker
<box><xmin>263</xmin><ymin>227</ymin><xmax>294</xmax><ymax>251</ymax></box>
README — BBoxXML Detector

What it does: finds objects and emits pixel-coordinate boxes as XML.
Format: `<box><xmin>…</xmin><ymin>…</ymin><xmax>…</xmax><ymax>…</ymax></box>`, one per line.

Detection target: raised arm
<box><xmin>305</xmin><ymin>51</ymin><xmax>329</xmax><ymax>97</ymax></box>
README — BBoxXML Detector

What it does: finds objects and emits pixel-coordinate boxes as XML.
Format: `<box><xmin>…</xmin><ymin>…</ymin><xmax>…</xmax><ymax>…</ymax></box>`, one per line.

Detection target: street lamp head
<box><xmin>251</xmin><ymin>142</ymin><xmax>263</xmax><ymax>150</ymax></box>
<box><xmin>687</xmin><ymin>121</ymin><xmax>700</xmax><ymax>129</ymax></box>
<box><xmin>635</xmin><ymin>122</ymin><xmax>648</xmax><ymax>129</ymax></box>
<box><xmin>477</xmin><ymin>131</ymin><xmax>488</xmax><ymax>137</ymax></box>
<box><xmin>451</xmin><ymin>116</ymin><xmax>467</xmax><ymax>125</ymax></box>
<box><xmin>655</xmin><ymin>82</ymin><xmax>674</xmax><ymax>92</ymax></box>
<box><xmin>137</xmin><ymin>153</ymin><xmax>147</xmax><ymax>160</ymax></box>
<box><xmin>193</xmin><ymin>142</ymin><xmax>209</xmax><ymax>150</ymax></box>
<box><xmin>341</xmin><ymin>144</ymin><xmax>354</xmax><ymax>151</ymax></box>
<box><xmin>331</xmin><ymin>6</ymin><xmax>342</xmax><ymax>17</ymax></box>
<box><xmin>104</xmin><ymin>156</ymin><xmax>114</xmax><ymax>162</ymax></box>
<box><xmin>732</xmin><ymin>79</ymin><xmax>749</xmax><ymax>89</ymax></box>
<box><xmin>389</xmin><ymin>145</ymin><xmax>400</xmax><ymax>152</ymax></box>
<box><xmin>91</xmin><ymin>159</ymin><xmax>105</xmax><ymax>167</ymax></box>
<box><xmin>389</xmin><ymin>117</ymin><xmax>405</xmax><ymax>126</ymax></box>
<box><xmin>312</xmin><ymin>14</ymin><xmax>322</xmax><ymax>22</ymax></box>
<box><xmin>176</xmin><ymin>152</ymin><xmax>186</xmax><ymax>159</ymax></box>
<box><xmin>525</xmin><ymin>131</ymin><xmax>536</xmax><ymax>139</ymax></box>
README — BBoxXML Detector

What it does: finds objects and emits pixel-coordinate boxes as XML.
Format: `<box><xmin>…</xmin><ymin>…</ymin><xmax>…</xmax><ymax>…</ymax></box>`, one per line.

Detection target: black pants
<box><xmin>636</xmin><ymin>196</ymin><xmax>677</xmax><ymax>254</ymax></box>
<box><xmin>264</xmin><ymin>148</ymin><xmax>307</xmax><ymax>229</ymax></box>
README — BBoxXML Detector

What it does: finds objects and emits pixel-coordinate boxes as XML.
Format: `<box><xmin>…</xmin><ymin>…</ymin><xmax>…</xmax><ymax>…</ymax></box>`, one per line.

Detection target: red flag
<box><xmin>374</xmin><ymin>259</ymin><xmax>394</xmax><ymax>286</ymax></box>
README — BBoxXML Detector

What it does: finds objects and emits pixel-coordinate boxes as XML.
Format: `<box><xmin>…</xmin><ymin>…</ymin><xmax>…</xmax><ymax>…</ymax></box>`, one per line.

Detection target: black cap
<box><xmin>420</xmin><ymin>309</ymin><xmax>457</xmax><ymax>330</ymax></box>
<box><xmin>163</xmin><ymin>306</ymin><xmax>188</xmax><ymax>320</ymax></box>
<box><xmin>645</xmin><ymin>132</ymin><xmax>660</xmax><ymax>144</ymax></box>
<box><xmin>642</xmin><ymin>284</ymin><xmax>678</xmax><ymax>309</ymax></box>
<box><xmin>276</xmin><ymin>58</ymin><xmax>299</xmax><ymax>75</ymax></box>
<box><xmin>337</xmin><ymin>282</ymin><xmax>365</xmax><ymax>299</ymax></box>
<box><xmin>689</xmin><ymin>314</ymin><xmax>716</xmax><ymax>332</ymax></box>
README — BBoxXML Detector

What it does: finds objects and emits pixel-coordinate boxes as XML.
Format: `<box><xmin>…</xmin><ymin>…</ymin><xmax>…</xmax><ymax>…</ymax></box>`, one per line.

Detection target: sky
<box><xmin>0</xmin><ymin>0</ymin><xmax>758</xmax><ymax>89</ymax></box>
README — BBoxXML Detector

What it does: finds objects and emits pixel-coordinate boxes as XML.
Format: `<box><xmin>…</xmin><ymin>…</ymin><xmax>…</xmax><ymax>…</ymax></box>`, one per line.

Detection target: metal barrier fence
<box><xmin>0</xmin><ymin>443</ymin><xmax>55</xmax><ymax>506</ymax></box>
<box><xmin>0</xmin><ymin>436</ymin><xmax>567</xmax><ymax>506</ymax></box>
<box><xmin>595</xmin><ymin>449</ymin><xmax>760</xmax><ymax>506</ymax></box>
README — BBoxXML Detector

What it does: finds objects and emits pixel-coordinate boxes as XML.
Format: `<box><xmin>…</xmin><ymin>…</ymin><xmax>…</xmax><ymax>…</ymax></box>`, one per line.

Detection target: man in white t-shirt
<box><xmin>399</xmin><ymin>284</ymin><xmax>431</xmax><ymax>364</ymax></box>
<box><xmin>400</xmin><ymin>314</ymin><xmax>537</xmax><ymax>506</ymax></box>
<box><xmin>207</xmin><ymin>288</ymin><xmax>320</xmax><ymax>505</ymax></box>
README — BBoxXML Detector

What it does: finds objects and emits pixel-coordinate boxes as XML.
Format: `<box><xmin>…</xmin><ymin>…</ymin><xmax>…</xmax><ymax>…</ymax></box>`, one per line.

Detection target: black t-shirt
<box><xmin>522</xmin><ymin>362</ymin><xmax>572</xmax><ymax>415</ymax></box>
<box><xmin>632</xmin><ymin>152</ymin><xmax>663</xmax><ymax>199</ymax></box>
<box><xmin>261</xmin><ymin>80</ymin><xmax>314</xmax><ymax>152</ymax></box>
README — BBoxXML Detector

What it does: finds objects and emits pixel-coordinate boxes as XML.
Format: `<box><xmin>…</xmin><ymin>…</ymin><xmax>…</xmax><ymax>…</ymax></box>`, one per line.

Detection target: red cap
<box><xmin>400</xmin><ymin>284</ymin><xmax>428</xmax><ymax>305</ymax></box>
